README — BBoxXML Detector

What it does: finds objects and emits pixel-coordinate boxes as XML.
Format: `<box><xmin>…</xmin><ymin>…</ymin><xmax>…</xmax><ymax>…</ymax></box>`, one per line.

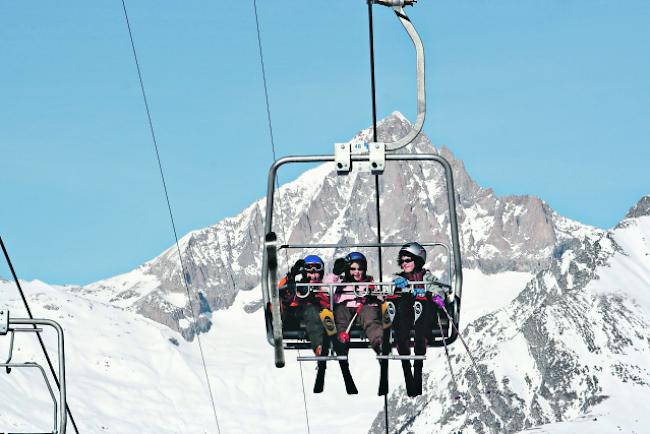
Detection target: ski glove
<box><xmin>413</xmin><ymin>287</ymin><xmax>426</xmax><ymax>298</ymax></box>
<box><xmin>432</xmin><ymin>294</ymin><xmax>445</xmax><ymax>309</ymax></box>
<box><xmin>290</xmin><ymin>259</ymin><xmax>305</xmax><ymax>278</ymax></box>
<box><xmin>393</xmin><ymin>276</ymin><xmax>408</xmax><ymax>289</ymax></box>
<box><xmin>333</xmin><ymin>257</ymin><xmax>348</xmax><ymax>275</ymax></box>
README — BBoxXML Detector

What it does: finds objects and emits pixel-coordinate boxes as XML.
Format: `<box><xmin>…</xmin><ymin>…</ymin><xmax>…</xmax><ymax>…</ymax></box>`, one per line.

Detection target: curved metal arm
<box><xmin>7</xmin><ymin>318</ymin><xmax>66</xmax><ymax>434</ymax></box>
<box><xmin>372</xmin><ymin>5</ymin><xmax>426</xmax><ymax>152</ymax></box>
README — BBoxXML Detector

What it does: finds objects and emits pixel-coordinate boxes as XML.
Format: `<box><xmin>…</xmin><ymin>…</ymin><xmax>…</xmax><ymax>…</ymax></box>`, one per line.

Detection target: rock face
<box><xmin>624</xmin><ymin>195</ymin><xmax>650</xmax><ymax>220</ymax></box>
<box><xmin>82</xmin><ymin>112</ymin><xmax>596</xmax><ymax>339</ymax></box>
<box><xmin>369</xmin><ymin>203</ymin><xmax>650</xmax><ymax>434</ymax></box>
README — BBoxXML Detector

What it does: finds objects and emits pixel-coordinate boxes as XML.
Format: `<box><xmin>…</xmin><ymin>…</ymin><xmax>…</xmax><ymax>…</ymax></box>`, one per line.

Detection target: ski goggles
<box><xmin>398</xmin><ymin>257</ymin><xmax>414</xmax><ymax>265</ymax></box>
<box><xmin>304</xmin><ymin>263</ymin><xmax>324</xmax><ymax>272</ymax></box>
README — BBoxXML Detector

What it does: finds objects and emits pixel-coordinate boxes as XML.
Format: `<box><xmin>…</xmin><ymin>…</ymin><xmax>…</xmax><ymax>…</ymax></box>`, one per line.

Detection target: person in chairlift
<box><xmin>391</xmin><ymin>242</ymin><xmax>447</xmax><ymax>397</ymax></box>
<box><xmin>280</xmin><ymin>254</ymin><xmax>359</xmax><ymax>394</ymax></box>
<box><xmin>279</xmin><ymin>255</ymin><xmax>329</xmax><ymax>357</ymax></box>
<box><xmin>331</xmin><ymin>252</ymin><xmax>384</xmax><ymax>355</ymax></box>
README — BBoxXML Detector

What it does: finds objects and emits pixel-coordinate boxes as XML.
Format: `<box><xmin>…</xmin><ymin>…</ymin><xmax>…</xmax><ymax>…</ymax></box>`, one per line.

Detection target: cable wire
<box><xmin>367</xmin><ymin>3</ymin><xmax>390</xmax><ymax>434</ymax></box>
<box><xmin>0</xmin><ymin>236</ymin><xmax>81</xmax><ymax>434</ymax></box>
<box><xmin>252</xmin><ymin>2</ymin><xmax>311</xmax><ymax>433</ymax></box>
<box><xmin>120</xmin><ymin>2</ymin><xmax>221</xmax><ymax>432</ymax></box>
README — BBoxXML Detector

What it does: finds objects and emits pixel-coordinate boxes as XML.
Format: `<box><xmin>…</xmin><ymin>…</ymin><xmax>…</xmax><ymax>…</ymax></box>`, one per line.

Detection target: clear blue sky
<box><xmin>1</xmin><ymin>1</ymin><xmax>649</xmax><ymax>285</ymax></box>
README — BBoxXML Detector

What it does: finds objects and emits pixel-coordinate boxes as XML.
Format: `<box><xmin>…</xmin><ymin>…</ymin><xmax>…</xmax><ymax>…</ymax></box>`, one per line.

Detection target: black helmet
<box><xmin>398</xmin><ymin>242</ymin><xmax>426</xmax><ymax>269</ymax></box>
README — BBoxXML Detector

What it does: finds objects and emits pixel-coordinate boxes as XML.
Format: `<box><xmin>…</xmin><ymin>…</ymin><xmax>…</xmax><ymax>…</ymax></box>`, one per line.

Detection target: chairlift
<box><xmin>260</xmin><ymin>1</ymin><xmax>463</xmax><ymax>368</ymax></box>
<box><xmin>0</xmin><ymin>309</ymin><xmax>67</xmax><ymax>434</ymax></box>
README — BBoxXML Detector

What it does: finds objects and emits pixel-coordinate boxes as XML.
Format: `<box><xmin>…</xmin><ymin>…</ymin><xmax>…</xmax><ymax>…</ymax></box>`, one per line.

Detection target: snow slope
<box><xmin>0</xmin><ymin>270</ymin><xmax>532</xmax><ymax>433</ymax></box>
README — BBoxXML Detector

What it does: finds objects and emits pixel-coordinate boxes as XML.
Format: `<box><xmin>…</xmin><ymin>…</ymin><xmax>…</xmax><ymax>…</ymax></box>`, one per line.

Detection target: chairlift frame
<box><xmin>261</xmin><ymin>155</ymin><xmax>464</xmax><ymax>367</ymax></box>
<box><xmin>0</xmin><ymin>310</ymin><xmax>67</xmax><ymax>434</ymax></box>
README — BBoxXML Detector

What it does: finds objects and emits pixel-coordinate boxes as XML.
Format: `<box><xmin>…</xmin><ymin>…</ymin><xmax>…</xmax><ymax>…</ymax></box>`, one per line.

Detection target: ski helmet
<box><xmin>303</xmin><ymin>255</ymin><xmax>324</xmax><ymax>273</ymax></box>
<box><xmin>345</xmin><ymin>251</ymin><xmax>367</xmax><ymax>271</ymax></box>
<box><xmin>398</xmin><ymin>242</ymin><xmax>426</xmax><ymax>268</ymax></box>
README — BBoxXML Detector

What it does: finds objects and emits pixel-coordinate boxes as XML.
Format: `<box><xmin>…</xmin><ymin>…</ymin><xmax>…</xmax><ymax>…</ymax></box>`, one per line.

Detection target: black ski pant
<box><xmin>393</xmin><ymin>293</ymin><xmax>433</xmax><ymax>356</ymax></box>
<box><xmin>284</xmin><ymin>303</ymin><xmax>324</xmax><ymax>352</ymax></box>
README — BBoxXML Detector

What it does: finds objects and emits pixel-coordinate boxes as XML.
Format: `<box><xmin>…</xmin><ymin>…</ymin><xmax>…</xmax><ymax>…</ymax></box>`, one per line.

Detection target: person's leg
<box><xmin>301</xmin><ymin>304</ymin><xmax>324</xmax><ymax>354</ymax></box>
<box><xmin>412</xmin><ymin>300</ymin><xmax>433</xmax><ymax>396</ymax></box>
<box><xmin>333</xmin><ymin>304</ymin><xmax>353</xmax><ymax>355</ymax></box>
<box><xmin>395</xmin><ymin>294</ymin><xmax>416</xmax><ymax>396</ymax></box>
<box><xmin>395</xmin><ymin>294</ymin><xmax>414</xmax><ymax>355</ymax></box>
<box><xmin>358</xmin><ymin>304</ymin><xmax>383</xmax><ymax>353</ymax></box>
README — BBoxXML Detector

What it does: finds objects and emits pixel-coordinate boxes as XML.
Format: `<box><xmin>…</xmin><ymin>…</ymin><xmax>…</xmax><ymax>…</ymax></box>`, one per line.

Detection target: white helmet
<box><xmin>398</xmin><ymin>242</ymin><xmax>426</xmax><ymax>268</ymax></box>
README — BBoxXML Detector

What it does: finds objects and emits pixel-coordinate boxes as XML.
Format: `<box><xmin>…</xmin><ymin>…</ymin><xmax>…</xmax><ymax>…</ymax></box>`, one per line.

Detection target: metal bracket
<box><xmin>334</xmin><ymin>142</ymin><xmax>351</xmax><ymax>173</ymax></box>
<box><xmin>369</xmin><ymin>142</ymin><xmax>386</xmax><ymax>173</ymax></box>
<box><xmin>0</xmin><ymin>310</ymin><xmax>8</xmax><ymax>335</ymax></box>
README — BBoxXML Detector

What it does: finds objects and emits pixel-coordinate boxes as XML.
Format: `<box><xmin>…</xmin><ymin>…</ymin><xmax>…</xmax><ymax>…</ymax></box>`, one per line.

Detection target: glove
<box><xmin>413</xmin><ymin>287</ymin><xmax>426</xmax><ymax>298</ymax></box>
<box><xmin>393</xmin><ymin>276</ymin><xmax>408</xmax><ymax>289</ymax></box>
<box><xmin>333</xmin><ymin>257</ymin><xmax>347</xmax><ymax>275</ymax></box>
<box><xmin>290</xmin><ymin>259</ymin><xmax>305</xmax><ymax>278</ymax></box>
<box><xmin>432</xmin><ymin>294</ymin><xmax>445</xmax><ymax>309</ymax></box>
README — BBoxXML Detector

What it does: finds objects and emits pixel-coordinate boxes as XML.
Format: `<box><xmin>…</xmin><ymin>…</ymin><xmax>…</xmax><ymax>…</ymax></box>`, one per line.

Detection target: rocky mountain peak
<box><xmin>624</xmin><ymin>195</ymin><xmax>650</xmax><ymax>219</ymax></box>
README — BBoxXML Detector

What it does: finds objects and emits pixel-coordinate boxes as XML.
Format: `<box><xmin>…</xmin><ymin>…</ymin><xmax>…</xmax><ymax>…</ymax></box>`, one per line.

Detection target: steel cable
<box><xmin>120</xmin><ymin>1</ymin><xmax>221</xmax><ymax>432</ymax></box>
<box><xmin>252</xmin><ymin>1</ymin><xmax>312</xmax><ymax>433</ymax></box>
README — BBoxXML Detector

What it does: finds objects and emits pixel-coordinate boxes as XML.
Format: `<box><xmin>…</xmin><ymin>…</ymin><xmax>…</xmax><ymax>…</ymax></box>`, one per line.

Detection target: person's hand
<box><xmin>333</xmin><ymin>258</ymin><xmax>347</xmax><ymax>275</ymax></box>
<box><xmin>413</xmin><ymin>287</ymin><xmax>426</xmax><ymax>298</ymax></box>
<box><xmin>393</xmin><ymin>276</ymin><xmax>408</xmax><ymax>289</ymax></box>
<box><xmin>290</xmin><ymin>259</ymin><xmax>305</xmax><ymax>278</ymax></box>
<box><xmin>432</xmin><ymin>294</ymin><xmax>445</xmax><ymax>309</ymax></box>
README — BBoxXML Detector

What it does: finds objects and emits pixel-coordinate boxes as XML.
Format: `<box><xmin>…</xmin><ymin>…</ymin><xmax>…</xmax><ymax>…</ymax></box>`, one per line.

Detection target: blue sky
<box><xmin>1</xmin><ymin>0</ymin><xmax>649</xmax><ymax>285</ymax></box>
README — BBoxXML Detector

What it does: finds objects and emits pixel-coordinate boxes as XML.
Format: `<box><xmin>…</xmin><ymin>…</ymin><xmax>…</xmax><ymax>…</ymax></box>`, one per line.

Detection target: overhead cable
<box><xmin>119</xmin><ymin>2</ymin><xmax>221</xmax><ymax>432</ymax></box>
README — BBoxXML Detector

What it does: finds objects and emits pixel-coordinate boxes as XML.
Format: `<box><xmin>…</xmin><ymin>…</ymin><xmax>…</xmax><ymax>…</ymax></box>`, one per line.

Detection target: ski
<box><xmin>401</xmin><ymin>360</ymin><xmax>417</xmax><ymax>397</ymax></box>
<box><xmin>339</xmin><ymin>360</ymin><xmax>358</xmax><ymax>394</ymax></box>
<box><xmin>378</xmin><ymin>301</ymin><xmax>395</xmax><ymax>396</ymax></box>
<box><xmin>413</xmin><ymin>359</ymin><xmax>423</xmax><ymax>396</ymax></box>
<box><xmin>313</xmin><ymin>361</ymin><xmax>326</xmax><ymax>393</ymax></box>
<box><xmin>377</xmin><ymin>328</ymin><xmax>390</xmax><ymax>395</ymax></box>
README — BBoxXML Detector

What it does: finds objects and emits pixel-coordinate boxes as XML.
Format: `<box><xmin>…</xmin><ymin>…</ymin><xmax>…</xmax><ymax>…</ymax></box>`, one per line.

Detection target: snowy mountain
<box><xmin>1</xmin><ymin>114</ymin><xmax>648</xmax><ymax>433</ymax></box>
<box><xmin>372</xmin><ymin>195</ymin><xmax>650</xmax><ymax>434</ymax></box>
<box><xmin>79</xmin><ymin>113</ymin><xmax>596</xmax><ymax>340</ymax></box>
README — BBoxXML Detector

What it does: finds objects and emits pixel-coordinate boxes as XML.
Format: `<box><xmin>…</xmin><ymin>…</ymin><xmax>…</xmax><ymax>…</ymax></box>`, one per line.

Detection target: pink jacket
<box><xmin>324</xmin><ymin>273</ymin><xmax>376</xmax><ymax>308</ymax></box>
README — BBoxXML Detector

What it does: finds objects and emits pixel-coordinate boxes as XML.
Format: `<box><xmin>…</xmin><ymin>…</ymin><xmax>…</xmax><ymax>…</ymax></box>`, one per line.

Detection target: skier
<box><xmin>331</xmin><ymin>252</ymin><xmax>384</xmax><ymax>355</ymax></box>
<box><xmin>280</xmin><ymin>255</ymin><xmax>358</xmax><ymax>394</ymax></box>
<box><xmin>391</xmin><ymin>242</ymin><xmax>447</xmax><ymax>397</ymax></box>
<box><xmin>279</xmin><ymin>255</ymin><xmax>329</xmax><ymax>357</ymax></box>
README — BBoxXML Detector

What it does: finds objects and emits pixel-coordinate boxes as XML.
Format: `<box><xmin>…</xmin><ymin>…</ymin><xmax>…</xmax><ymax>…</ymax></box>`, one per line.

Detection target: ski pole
<box><xmin>439</xmin><ymin>304</ymin><xmax>493</xmax><ymax>399</ymax></box>
<box><xmin>436</xmin><ymin>312</ymin><xmax>460</xmax><ymax>400</ymax></box>
<box><xmin>339</xmin><ymin>303</ymin><xmax>363</xmax><ymax>343</ymax></box>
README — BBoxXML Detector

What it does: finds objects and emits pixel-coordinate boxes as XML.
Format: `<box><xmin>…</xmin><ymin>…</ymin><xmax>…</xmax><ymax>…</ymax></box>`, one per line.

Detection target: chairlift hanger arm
<box><xmin>368</xmin><ymin>1</ymin><xmax>425</xmax><ymax>152</ymax></box>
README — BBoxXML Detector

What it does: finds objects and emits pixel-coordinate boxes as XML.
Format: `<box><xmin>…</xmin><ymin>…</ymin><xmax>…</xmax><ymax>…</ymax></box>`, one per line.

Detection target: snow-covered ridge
<box><xmin>374</xmin><ymin>197</ymin><xmax>650</xmax><ymax>433</ymax></box>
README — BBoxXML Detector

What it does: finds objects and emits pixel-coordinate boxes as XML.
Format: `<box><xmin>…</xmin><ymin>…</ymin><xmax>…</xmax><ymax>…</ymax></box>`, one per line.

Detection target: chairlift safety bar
<box><xmin>280</xmin><ymin>241</ymin><xmax>454</xmax><ymax>292</ymax></box>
